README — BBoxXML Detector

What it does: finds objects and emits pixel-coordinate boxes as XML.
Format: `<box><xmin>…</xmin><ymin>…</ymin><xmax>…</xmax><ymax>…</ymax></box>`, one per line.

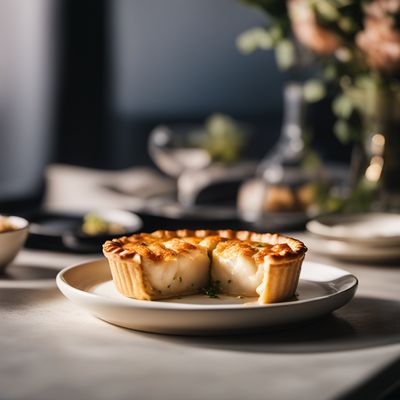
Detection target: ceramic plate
<box><xmin>56</xmin><ymin>259</ymin><xmax>357</xmax><ymax>335</ymax></box>
<box><xmin>306</xmin><ymin>235</ymin><xmax>400</xmax><ymax>262</ymax></box>
<box><xmin>306</xmin><ymin>213</ymin><xmax>400</xmax><ymax>245</ymax></box>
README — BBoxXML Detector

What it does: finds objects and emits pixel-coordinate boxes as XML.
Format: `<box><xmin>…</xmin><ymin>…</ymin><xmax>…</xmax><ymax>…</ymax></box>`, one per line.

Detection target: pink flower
<box><xmin>363</xmin><ymin>0</ymin><xmax>400</xmax><ymax>18</ymax></box>
<box><xmin>288</xmin><ymin>0</ymin><xmax>341</xmax><ymax>55</ymax></box>
<box><xmin>356</xmin><ymin>0</ymin><xmax>400</xmax><ymax>72</ymax></box>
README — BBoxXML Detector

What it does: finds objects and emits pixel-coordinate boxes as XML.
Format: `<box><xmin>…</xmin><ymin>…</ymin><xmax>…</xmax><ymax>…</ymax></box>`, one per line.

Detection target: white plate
<box><xmin>56</xmin><ymin>259</ymin><xmax>357</xmax><ymax>335</ymax></box>
<box><xmin>306</xmin><ymin>213</ymin><xmax>400</xmax><ymax>245</ymax></box>
<box><xmin>306</xmin><ymin>235</ymin><xmax>400</xmax><ymax>262</ymax></box>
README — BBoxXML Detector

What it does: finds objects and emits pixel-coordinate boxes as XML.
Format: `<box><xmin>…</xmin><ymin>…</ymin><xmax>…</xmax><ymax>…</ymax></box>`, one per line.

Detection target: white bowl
<box><xmin>0</xmin><ymin>216</ymin><xmax>29</xmax><ymax>271</ymax></box>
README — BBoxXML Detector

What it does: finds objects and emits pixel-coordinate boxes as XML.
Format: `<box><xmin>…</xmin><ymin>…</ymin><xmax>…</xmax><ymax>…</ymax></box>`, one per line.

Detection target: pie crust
<box><xmin>103</xmin><ymin>230</ymin><xmax>307</xmax><ymax>304</ymax></box>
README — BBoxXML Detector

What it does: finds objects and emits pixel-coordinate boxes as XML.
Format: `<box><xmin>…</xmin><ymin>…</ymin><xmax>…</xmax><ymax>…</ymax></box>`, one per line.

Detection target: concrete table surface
<box><xmin>1</xmin><ymin>240</ymin><xmax>399</xmax><ymax>400</ymax></box>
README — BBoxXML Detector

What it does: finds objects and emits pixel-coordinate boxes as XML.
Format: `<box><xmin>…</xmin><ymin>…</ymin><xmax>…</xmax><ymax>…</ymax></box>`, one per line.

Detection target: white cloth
<box><xmin>44</xmin><ymin>164</ymin><xmax>175</xmax><ymax>213</ymax></box>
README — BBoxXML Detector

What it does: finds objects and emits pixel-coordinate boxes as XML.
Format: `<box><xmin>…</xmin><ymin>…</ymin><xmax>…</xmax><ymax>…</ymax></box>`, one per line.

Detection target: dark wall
<box><xmin>56</xmin><ymin>0</ymin><xmax>286</xmax><ymax>169</ymax></box>
<box><xmin>55</xmin><ymin>0</ymin><xmax>109</xmax><ymax>168</ymax></box>
<box><xmin>55</xmin><ymin>0</ymin><xmax>350</xmax><ymax>170</ymax></box>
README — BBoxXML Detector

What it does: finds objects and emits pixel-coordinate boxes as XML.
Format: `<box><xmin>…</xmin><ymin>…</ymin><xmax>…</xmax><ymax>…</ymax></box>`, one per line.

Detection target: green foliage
<box><xmin>323</xmin><ymin>64</ymin><xmax>337</xmax><ymax>81</ymax></box>
<box><xmin>333</xmin><ymin>116</ymin><xmax>361</xmax><ymax>144</ymax></box>
<box><xmin>332</xmin><ymin>93</ymin><xmax>353</xmax><ymax>119</ymax></box>
<box><xmin>238</xmin><ymin>0</ymin><xmax>291</xmax><ymax>68</ymax></box>
<box><xmin>302</xmin><ymin>149</ymin><xmax>323</xmax><ymax>175</ymax></box>
<box><xmin>312</xmin><ymin>0</ymin><xmax>364</xmax><ymax>39</ymax></box>
<box><xmin>275</xmin><ymin>39</ymin><xmax>295</xmax><ymax>70</ymax></box>
<box><xmin>199</xmin><ymin>114</ymin><xmax>246</xmax><ymax>163</ymax></box>
<box><xmin>314</xmin><ymin>1</ymin><xmax>341</xmax><ymax>22</ymax></box>
<box><xmin>344</xmin><ymin>176</ymin><xmax>378</xmax><ymax>212</ymax></box>
<box><xmin>338</xmin><ymin>16</ymin><xmax>357</xmax><ymax>33</ymax></box>
<box><xmin>239</xmin><ymin>0</ymin><xmax>400</xmax><ymax>145</ymax></box>
<box><xmin>236</xmin><ymin>28</ymin><xmax>273</xmax><ymax>54</ymax></box>
<box><xmin>334</xmin><ymin>119</ymin><xmax>351</xmax><ymax>143</ymax></box>
<box><xmin>303</xmin><ymin>79</ymin><xmax>326</xmax><ymax>103</ymax></box>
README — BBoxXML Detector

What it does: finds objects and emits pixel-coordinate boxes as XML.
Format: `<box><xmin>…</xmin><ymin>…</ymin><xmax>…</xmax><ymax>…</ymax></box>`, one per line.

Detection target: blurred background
<box><xmin>0</xmin><ymin>0</ymin><xmax>349</xmax><ymax>213</ymax></box>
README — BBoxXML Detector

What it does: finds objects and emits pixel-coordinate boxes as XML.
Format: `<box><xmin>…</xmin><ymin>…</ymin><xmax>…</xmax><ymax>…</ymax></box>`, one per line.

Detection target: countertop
<box><xmin>1</xmin><ymin>238</ymin><xmax>399</xmax><ymax>400</ymax></box>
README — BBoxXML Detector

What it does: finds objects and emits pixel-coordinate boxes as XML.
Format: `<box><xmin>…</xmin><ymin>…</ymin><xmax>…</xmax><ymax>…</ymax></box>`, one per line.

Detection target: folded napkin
<box><xmin>44</xmin><ymin>164</ymin><xmax>175</xmax><ymax>213</ymax></box>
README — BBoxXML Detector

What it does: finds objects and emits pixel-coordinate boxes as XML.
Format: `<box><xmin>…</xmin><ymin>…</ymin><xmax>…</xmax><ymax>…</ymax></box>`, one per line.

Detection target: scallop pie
<box><xmin>102</xmin><ymin>230</ymin><xmax>307</xmax><ymax>304</ymax></box>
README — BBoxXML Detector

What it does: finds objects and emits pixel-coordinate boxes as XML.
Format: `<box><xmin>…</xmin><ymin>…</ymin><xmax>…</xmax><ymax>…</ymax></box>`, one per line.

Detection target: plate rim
<box><xmin>56</xmin><ymin>259</ymin><xmax>358</xmax><ymax>311</ymax></box>
<box><xmin>306</xmin><ymin>213</ymin><xmax>400</xmax><ymax>244</ymax></box>
<box><xmin>306</xmin><ymin>235</ymin><xmax>400</xmax><ymax>261</ymax></box>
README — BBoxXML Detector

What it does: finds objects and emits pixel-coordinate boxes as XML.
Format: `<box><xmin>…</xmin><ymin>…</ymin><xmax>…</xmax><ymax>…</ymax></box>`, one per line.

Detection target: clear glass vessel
<box><xmin>346</xmin><ymin>85</ymin><xmax>400</xmax><ymax>211</ymax></box>
<box><xmin>238</xmin><ymin>82</ymin><xmax>319</xmax><ymax>228</ymax></box>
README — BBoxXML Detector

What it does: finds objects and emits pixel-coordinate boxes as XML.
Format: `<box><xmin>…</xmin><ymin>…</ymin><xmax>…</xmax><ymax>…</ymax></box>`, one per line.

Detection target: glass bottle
<box><xmin>238</xmin><ymin>82</ymin><xmax>318</xmax><ymax>227</ymax></box>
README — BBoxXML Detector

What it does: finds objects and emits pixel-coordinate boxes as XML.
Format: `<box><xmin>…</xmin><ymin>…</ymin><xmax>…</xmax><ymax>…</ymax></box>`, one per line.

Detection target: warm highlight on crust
<box><xmin>103</xmin><ymin>230</ymin><xmax>307</xmax><ymax>263</ymax></box>
<box><xmin>103</xmin><ymin>235</ymin><xmax>200</xmax><ymax>262</ymax></box>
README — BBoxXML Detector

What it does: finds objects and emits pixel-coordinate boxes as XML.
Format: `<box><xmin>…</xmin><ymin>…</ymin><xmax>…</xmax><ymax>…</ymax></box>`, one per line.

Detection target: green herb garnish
<box><xmin>202</xmin><ymin>280</ymin><xmax>220</xmax><ymax>298</ymax></box>
<box><xmin>82</xmin><ymin>213</ymin><xmax>125</xmax><ymax>236</ymax></box>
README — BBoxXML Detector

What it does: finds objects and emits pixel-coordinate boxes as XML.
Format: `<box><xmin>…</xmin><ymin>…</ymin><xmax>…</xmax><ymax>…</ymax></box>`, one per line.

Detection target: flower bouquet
<box><xmin>238</xmin><ymin>0</ymin><xmax>400</xmax><ymax>211</ymax></box>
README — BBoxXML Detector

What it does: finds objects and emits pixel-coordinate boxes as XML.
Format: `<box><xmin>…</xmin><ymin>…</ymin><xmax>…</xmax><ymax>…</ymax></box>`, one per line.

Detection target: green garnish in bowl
<box><xmin>82</xmin><ymin>213</ymin><xmax>126</xmax><ymax>236</ymax></box>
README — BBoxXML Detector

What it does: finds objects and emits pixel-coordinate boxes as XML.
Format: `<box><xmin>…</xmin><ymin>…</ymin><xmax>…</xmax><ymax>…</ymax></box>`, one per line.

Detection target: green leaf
<box><xmin>315</xmin><ymin>1</ymin><xmax>340</xmax><ymax>22</ymax></box>
<box><xmin>332</xmin><ymin>94</ymin><xmax>353</xmax><ymax>119</ymax></box>
<box><xmin>335</xmin><ymin>0</ymin><xmax>352</xmax><ymax>7</ymax></box>
<box><xmin>269</xmin><ymin>24</ymin><xmax>283</xmax><ymax>42</ymax></box>
<box><xmin>236</xmin><ymin>27</ymin><xmax>273</xmax><ymax>54</ymax></box>
<box><xmin>303</xmin><ymin>79</ymin><xmax>326</xmax><ymax>103</ymax></box>
<box><xmin>203</xmin><ymin>114</ymin><xmax>245</xmax><ymax>163</ymax></box>
<box><xmin>302</xmin><ymin>150</ymin><xmax>322</xmax><ymax>171</ymax></box>
<box><xmin>354</xmin><ymin>75</ymin><xmax>376</xmax><ymax>90</ymax></box>
<box><xmin>334</xmin><ymin>119</ymin><xmax>352</xmax><ymax>143</ymax></box>
<box><xmin>323</xmin><ymin>64</ymin><xmax>337</xmax><ymax>81</ymax></box>
<box><xmin>338</xmin><ymin>16</ymin><xmax>357</xmax><ymax>33</ymax></box>
<box><xmin>275</xmin><ymin>39</ymin><xmax>295</xmax><ymax>70</ymax></box>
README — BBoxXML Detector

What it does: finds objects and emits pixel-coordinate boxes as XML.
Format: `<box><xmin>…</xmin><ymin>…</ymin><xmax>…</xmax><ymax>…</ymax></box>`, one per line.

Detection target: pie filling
<box><xmin>140</xmin><ymin>242</ymin><xmax>209</xmax><ymax>297</ymax></box>
<box><xmin>103</xmin><ymin>230</ymin><xmax>306</xmax><ymax>304</ymax></box>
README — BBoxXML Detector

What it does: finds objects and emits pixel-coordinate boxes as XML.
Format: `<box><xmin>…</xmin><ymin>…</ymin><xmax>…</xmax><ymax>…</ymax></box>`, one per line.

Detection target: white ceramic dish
<box><xmin>306</xmin><ymin>235</ymin><xmax>400</xmax><ymax>262</ymax></box>
<box><xmin>57</xmin><ymin>259</ymin><xmax>357</xmax><ymax>335</ymax></box>
<box><xmin>83</xmin><ymin>209</ymin><xmax>143</xmax><ymax>232</ymax></box>
<box><xmin>0</xmin><ymin>216</ymin><xmax>29</xmax><ymax>270</ymax></box>
<box><xmin>306</xmin><ymin>213</ymin><xmax>400</xmax><ymax>245</ymax></box>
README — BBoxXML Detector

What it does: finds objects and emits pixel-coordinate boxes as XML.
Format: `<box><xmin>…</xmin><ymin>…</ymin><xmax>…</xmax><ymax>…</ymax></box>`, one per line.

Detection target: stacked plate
<box><xmin>306</xmin><ymin>213</ymin><xmax>400</xmax><ymax>262</ymax></box>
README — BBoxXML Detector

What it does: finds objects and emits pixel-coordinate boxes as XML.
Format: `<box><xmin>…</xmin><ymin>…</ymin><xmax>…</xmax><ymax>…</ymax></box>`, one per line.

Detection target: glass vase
<box><xmin>346</xmin><ymin>86</ymin><xmax>400</xmax><ymax>212</ymax></box>
<box><xmin>238</xmin><ymin>81</ymin><xmax>323</xmax><ymax>228</ymax></box>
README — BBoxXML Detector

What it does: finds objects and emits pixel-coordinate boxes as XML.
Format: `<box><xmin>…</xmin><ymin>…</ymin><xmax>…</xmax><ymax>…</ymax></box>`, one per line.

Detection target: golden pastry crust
<box><xmin>213</xmin><ymin>240</ymin><xmax>293</xmax><ymax>265</ymax></box>
<box><xmin>103</xmin><ymin>230</ymin><xmax>307</xmax><ymax>303</ymax></box>
<box><xmin>103</xmin><ymin>234</ymin><xmax>200</xmax><ymax>262</ymax></box>
<box><xmin>104</xmin><ymin>229</ymin><xmax>306</xmax><ymax>260</ymax></box>
<box><xmin>103</xmin><ymin>234</ymin><xmax>210</xmax><ymax>301</ymax></box>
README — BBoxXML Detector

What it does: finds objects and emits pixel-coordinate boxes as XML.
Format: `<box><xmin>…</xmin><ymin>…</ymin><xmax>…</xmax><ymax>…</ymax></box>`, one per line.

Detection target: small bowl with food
<box><xmin>62</xmin><ymin>209</ymin><xmax>143</xmax><ymax>252</ymax></box>
<box><xmin>0</xmin><ymin>215</ymin><xmax>29</xmax><ymax>272</ymax></box>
